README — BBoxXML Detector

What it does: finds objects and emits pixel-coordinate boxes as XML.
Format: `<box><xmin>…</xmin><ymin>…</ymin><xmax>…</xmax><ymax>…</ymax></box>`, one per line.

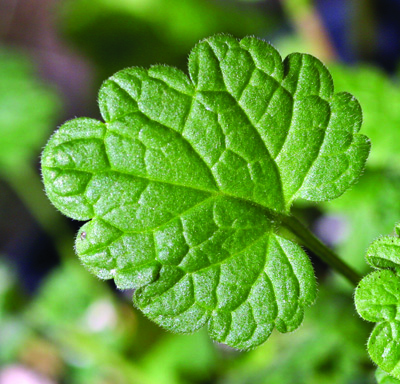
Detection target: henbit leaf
<box><xmin>355</xmin><ymin>230</ymin><xmax>400</xmax><ymax>379</ymax></box>
<box><xmin>355</xmin><ymin>270</ymin><xmax>400</xmax><ymax>324</ymax></box>
<box><xmin>376</xmin><ymin>367</ymin><xmax>400</xmax><ymax>384</ymax></box>
<box><xmin>41</xmin><ymin>35</ymin><xmax>369</xmax><ymax>349</ymax></box>
<box><xmin>366</xmin><ymin>236</ymin><xmax>400</xmax><ymax>272</ymax></box>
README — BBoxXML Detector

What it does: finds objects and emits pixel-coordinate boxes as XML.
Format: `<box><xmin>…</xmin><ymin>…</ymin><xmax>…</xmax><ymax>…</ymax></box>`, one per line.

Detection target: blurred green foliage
<box><xmin>323</xmin><ymin>170</ymin><xmax>400</xmax><ymax>272</ymax></box>
<box><xmin>330</xmin><ymin>65</ymin><xmax>400</xmax><ymax>170</ymax></box>
<box><xmin>3</xmin><ymin>2</ymin><xmax>400</xmax><ymax>383</ymax></box>
<box><xmin>59</xmin><ymin>0</ymin><xmax>277</xmax><ymax>81</ymax></box>
<box><xmin>0</xmin><ymin>258</ymin><xmax>374</xmax><ymax>384</ymax></box>
<box><xmin>221</xmin><ymin>285</ymin><xmax>373</xmax><ymax>384</ymax></box>
<box><xmin>0</xmin><ymin>261</ymin><xmax>32</xmax><ymax>364</ymax></box>
<box><xmin>0</xmin><ymin>48</ymin><xmax>59</xmax><ymax>174</ymax></box>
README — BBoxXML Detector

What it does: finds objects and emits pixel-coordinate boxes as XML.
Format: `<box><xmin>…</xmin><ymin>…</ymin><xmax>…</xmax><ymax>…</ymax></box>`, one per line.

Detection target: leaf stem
<box><xmin>281</xmin><ymin>214</ymin><xmax>362</xmax><ymax>286</ymax></box>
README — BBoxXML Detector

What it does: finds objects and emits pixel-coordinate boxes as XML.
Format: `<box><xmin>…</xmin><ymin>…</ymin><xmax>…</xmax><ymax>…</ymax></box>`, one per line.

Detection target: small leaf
<box><xmin>42</xmin><ymin>35</ymin><xmax>369</xmax><ymax>349</ymax></box>
<box><xmin>355</xmin><ymin>229</ymin><xmax>400</xmax><ymax>379</ymax></box>
<box><xmin>355</xmin><ymin>270</ymin><xmax>400</xmax><ymax>323</ymax></box>
<box><xmin>376</xmin><ymin>367</ymin><xmax>400</xmax><ymax>384</ymax></box>
<box><xmin>369</xmin><ymin>322</ymin><xmax>400</xmax><ymax>379</ymax></box>
<box><xmin>366</xmin><ymin>236</ymin><xmax>400</xmax><ymax>271</ymax></box>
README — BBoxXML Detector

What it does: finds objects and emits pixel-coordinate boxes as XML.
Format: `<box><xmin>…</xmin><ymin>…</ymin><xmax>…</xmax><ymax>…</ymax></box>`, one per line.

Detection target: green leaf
<box><xmin>366</xmin><ymin>236</ymin><xmax>400</xmax><ymax>271</ymax></box>
<box><xmin>42</xmin><ymin>35</ymin><xmax>369</xmax><ymax>349</ymax></box>
<box><xmin>376</xmin><ymin>367</ymin><xmax>400</xmax><ymax>384</ymax></box>
<box><xmin>355</xmin><ymin>230</ymin><xmax>400</xmax><ymax>379</ymax></box>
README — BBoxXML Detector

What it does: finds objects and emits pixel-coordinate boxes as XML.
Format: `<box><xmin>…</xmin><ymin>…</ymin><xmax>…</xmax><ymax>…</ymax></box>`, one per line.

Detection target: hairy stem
<box><xmin>282</xmin><ymin>214</ymin><xmax>362</xmax><ymax>286</ymax></box>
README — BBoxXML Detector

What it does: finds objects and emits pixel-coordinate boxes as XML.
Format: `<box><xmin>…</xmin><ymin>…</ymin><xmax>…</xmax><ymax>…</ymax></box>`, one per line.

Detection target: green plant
<box><xmin>355</xmin><ymin>227</ymin><xmax>400</xmax><ymax>379</ymax></box>
<box><xmin>40</xmin><ymin>34</ymin><xmax>397</xmax><ymax>380</ymax></box>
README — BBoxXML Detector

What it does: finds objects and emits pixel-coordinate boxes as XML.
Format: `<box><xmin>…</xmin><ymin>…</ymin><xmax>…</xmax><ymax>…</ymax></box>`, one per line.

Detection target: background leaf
<box><xmin>355</xmin><ymin>230</ymin><xmax>400</xmax><ymax>379</ymax></box>
<box><xmin>0</xmin><ymin>48</ymin><xmax>59</xmax><ymax>174</ymax></box>
<box><xmin>59</xmin><ymin>0</ymin><xmax>275</xmax><ymax>82</ymax></box>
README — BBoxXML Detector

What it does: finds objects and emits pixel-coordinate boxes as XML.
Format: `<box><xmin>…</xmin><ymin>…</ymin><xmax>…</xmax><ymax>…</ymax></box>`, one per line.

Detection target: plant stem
<box><xmin>281</xmin><ymin>214</ymin><xmax>362</xmax><ymax>286</ymax></box>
